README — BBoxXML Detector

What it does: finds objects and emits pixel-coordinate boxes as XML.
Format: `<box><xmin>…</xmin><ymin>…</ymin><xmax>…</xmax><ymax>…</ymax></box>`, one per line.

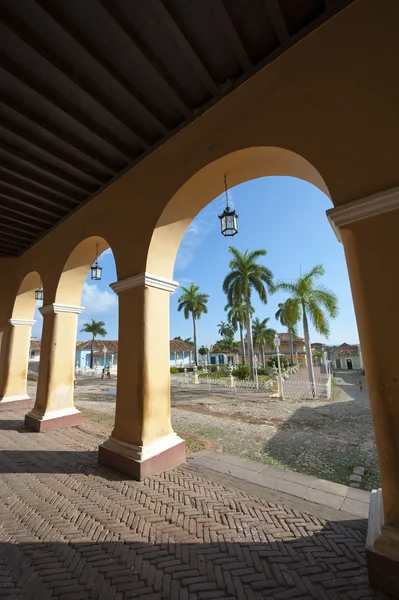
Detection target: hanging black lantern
<box><xmin>35</xmin><ymin>288</ymin><xmax>43</xmax><ymax>301</ymax></box>
<box><xmin>90</xmin><ymin>244</ymin><xmax>103</xmax><ymax>281</ymax></box>
<box><xmin>90</xmin><ymin>260</ymin><xmax>102</xmax><ymax>281</ymax></box>
<box><xmin>218</xmin><ymin>174</ymin><xmax>238</xmax><ymax>237</ymax></box>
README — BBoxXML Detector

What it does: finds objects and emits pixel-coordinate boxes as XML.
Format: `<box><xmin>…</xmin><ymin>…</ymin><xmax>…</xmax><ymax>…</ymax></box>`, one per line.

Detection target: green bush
<box><xmin>236</xmin><ymin>364</ymin><xmax>249</xmax><ymax>380</ymax></box>
<box><xmin>267</xmin><ymin>356</ymin><xmax>289</xmax><ymax>369</ymax></box>
<box><xmin>199</xmin><ymin>370</ymin><xmax>227</xmax><ymax>379</ymax></box>
<box><xmin>170</xmin><ymin>367</ymin><xmax>179</xmax><ymax>374</ymax></box>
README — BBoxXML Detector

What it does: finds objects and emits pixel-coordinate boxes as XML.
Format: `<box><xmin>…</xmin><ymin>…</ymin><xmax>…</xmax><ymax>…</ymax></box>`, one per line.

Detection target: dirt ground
<box><xmin>27</xmin><ymin>369</ymin><xmax>379</xmax><ymax>490</ymax></box>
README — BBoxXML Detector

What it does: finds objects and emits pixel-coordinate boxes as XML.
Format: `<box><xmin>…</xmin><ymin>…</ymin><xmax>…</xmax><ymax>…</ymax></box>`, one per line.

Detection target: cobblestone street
<box><xmin>0</xmin><ymin>405</ymin><xmax>390</xmax><ymax>599</ymax></box>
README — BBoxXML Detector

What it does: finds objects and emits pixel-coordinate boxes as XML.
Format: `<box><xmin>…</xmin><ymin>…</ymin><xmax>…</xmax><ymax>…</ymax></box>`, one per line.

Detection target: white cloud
<box><xmin>81</xmin><ymin>282</ymin><xmax>117</xmax><ymax>313</ymax></box>
<box><xmin>174</xmin><ymin>196</ymin><xmax>226</xmax><ymax>272</ymax></box>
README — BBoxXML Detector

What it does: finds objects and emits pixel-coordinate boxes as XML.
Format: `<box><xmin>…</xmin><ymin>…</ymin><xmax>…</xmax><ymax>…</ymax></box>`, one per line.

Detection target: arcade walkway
<box><xmin>0</xmin><ymin>407</ymin><xmax>389</xmax><ymax>600</ymax></box>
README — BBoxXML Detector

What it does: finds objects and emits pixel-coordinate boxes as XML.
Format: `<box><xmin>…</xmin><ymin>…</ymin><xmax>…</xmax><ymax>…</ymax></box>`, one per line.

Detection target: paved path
<box><xmin>191</xmin><ymin>451</ymin><xmax>370</xmax><ymax>518</ymax></box>
<box><xmin>0</xmin><ymin>407</ymin><xmax>390</xmax><ymax>599</ymax></box>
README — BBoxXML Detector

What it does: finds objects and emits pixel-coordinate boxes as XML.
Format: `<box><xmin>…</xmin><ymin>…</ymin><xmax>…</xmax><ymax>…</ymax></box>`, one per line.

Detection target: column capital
<box><xmin>110</xmin><ymin>272</ymin><xmax>179</xmax><ymax>294</ymax></box>
<box><xmin>8</xmin><ymin>319</ymin><xmax>36</xmax><ymax>326</ymax></box>
<box><xmin>39</xmin><ymin>303</ymin><xmax>85</xmax><ymax>316</ymax></box>
<box><xmin>327</xmin><ymin>185</ymin><xmax>399</xmax><ymax>242</ymax></box>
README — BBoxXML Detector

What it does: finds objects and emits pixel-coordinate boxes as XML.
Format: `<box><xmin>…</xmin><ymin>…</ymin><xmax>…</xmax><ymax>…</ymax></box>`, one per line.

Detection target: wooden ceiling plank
<box><xmin>0</xmin><ymin>179</ymin><xmax>78</xmax><ymax>211</ymax></box>
<box><xmin>0</xmin><ymin>142</ymin><xmax>92</xmax><ymax>195</ymax></box>
<box><xmin>2</xmin><ymin>58</ymin><xmax>133</xmax><ymax>163</ymax></box>
<box><xmin>0</xmin><ymin>202</ymin><xmax>54</xmax><ymax>226</ymax></box>
<box><xmin>0</xmin><ymin>211</ymin><xmax>46</xmax><ymax>232</ymax></box>
<box><xmin>35</xmin><ymin>0</ymin><xmax>171</xmax><ymax>134</ymax></box>
<box><xmin>0</xmin><ymin>15</ymin><xmax>152</xmax><ymax>151</ymax></box>
<box><xmin>264</xmin><ymin>0</ymin><xmax>290</xmax><ymax>45</ymax></box>
<box><xmin>98</xmin><ymin>0</ymin><xmax>191</xmax><ymax>118</ymax></box>
<box><xmin>213</xmin><ymin>1</ymin><xmax>252</xmax><ymax>71</ymax></box>
<box><xmin>0</xmin><ymin>192</ymin><xmax>67</xmax><ymax>220</ymax></box>
<box><xmin>147</xmin><ymin>0</ymin><xmax>219</xmax><ymax>96</ymax></box>
<box><xmin>0</xmin><ymin>122</ymin><xmax>106</xmax><ymax>189</ymax></box>
<box><xmin>0</xmin><ymin>219</ymin><xmax>42</xmax><ymax>238</ymax></box>
<box><xmin>0</xmin><ymin>98</ymin><xmax>118</xmax><ymax>177</ymax></box>
<box><xmin>0</xmin><ymin>163</ymin><xmax>81</xmax><ymax>204</ymax></box>
<box><xmin>0</xmin><ymin>227</ymin><xmax>36</xmax><ymax>243</ymax></box>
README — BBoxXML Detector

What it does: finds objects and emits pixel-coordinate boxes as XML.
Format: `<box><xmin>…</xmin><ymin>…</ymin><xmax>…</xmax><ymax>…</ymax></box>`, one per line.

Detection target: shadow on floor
<box><xmin>264</xmin><ymin>393</ymin><xmax>379</xmax><ymax>489</ymax></box>
<box><xmin>0</xmin><ymin>531</ymin><xmax>391</xmax><ymax>599</ymax></box>
<box><xmin>0</xmin><ymin>449</ymin><xmax>127</xmax><ymax>481</ymax></box>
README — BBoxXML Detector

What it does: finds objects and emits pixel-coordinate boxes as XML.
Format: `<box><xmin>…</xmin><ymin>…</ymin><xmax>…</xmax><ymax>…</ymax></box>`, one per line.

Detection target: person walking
<box><xmin>359</xmin><ymin>380</ymin><xmax>363</xmax><ymax>392</ymax></box>
<box><xmin>106</xmin><ymin>366</ymin><xmax>111</xmax><ymax>379</ymax></box>
<box><xmin>101</xmin><ymin>366</ymin><xmax>105</xmax><ymax>380</ymax></box>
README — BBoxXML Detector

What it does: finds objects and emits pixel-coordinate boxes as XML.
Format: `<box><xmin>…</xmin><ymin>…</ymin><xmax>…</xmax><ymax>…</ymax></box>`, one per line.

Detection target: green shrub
<box><xmin>236</xmin><ymin>364</ymin><xmax>249</xmax><ymax>380</ymax></box>
<box><xmin>199</xmin><ymin>370</ymin><xmax>227</xmax><ymax>379</ymax></box>
<box><xmin>267</xmin><ymin>356</ymin><xmax>289</xmax><ymax>369</ymax></box>
<box><xmin>170</xmin><ymin>367</ymin><xmax>179</xmax><ymax>374</ymax></box>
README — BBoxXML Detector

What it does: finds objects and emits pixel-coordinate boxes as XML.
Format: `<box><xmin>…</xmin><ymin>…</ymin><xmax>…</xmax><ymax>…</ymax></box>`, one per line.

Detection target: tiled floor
<box><xmin>0</xmin><ymin>407</ymin><xmax>390</xmax><ymax>599</ymax></box>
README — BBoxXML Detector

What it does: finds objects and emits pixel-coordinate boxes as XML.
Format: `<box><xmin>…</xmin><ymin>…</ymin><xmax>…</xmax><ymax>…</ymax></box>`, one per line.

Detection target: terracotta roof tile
<box><xmin>170</xmin><ymin>340</ymin><xmax>194</xmax><ymax>352</ymax></box>
<box><xmin>30</xmin><ymin>339</ymin><xmax>192</xmax><ymax>354</ymax></box>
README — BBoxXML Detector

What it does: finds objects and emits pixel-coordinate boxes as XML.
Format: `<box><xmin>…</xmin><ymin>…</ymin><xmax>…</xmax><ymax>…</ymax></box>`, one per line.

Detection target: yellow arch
<box><xmin>12</xmin><ymin>271</ymin><xmax>42</xmax><ymax>322</ymax></box>
<box><xmin>55</xmin><ymin>236</ymin><xmax>114</xmax><ymax>306</ymax></box>
<box><xmin>146</xmin><ymin>146</ymin><xmax>331</xmax><ymax>279</ymax></box>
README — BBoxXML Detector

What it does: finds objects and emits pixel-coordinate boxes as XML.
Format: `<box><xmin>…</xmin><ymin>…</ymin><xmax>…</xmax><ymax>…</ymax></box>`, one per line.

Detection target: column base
<box><xmin>366</xmin><ymin>488</ymin><xmax>399</xmax><ymax>597</ymax></box>
<box><xmin>0</xmin><ymin>395</ymin><xmax>34</xmax><ymax>410</ymax></box>
<box><xmin>24</xmin><ymin>407</ymin><xmax>82</xmax><ymax>432</ymax></box>
<box><xmin>98</xmin><ymin>433</ymin><xmax>186</xmax><ymax>480</ymax></box>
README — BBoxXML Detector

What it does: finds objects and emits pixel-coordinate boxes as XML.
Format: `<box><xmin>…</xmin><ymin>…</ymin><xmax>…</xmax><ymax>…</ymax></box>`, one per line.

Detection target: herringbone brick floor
<box><xmin>0</xmin><ymin>411</ymin><xmax>391</xmax><ymax>599</ymax></box>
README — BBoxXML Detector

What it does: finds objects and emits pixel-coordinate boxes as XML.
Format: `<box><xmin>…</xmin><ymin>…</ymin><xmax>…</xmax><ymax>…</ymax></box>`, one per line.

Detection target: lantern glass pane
<box><xmin>91</xmin><ymin>263</ymin><xmax>102</xmax><ymax>281</ymax></box>
<box><xmin>35</xmin><ymin>288</ymin><xmax>43</xmax><ymax>301</ymax></box>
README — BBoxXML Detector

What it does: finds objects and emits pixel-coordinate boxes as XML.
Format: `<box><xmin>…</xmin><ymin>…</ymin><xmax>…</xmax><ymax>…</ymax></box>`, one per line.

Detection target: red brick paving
<box><xmin>0</xmin><ymin>409</ymin><xmax>391</xmax><ymax>599</ymax></box>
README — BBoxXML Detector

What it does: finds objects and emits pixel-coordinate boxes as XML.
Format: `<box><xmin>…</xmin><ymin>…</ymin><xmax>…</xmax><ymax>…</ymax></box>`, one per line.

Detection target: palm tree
<box><xmin>275</xmin><ymin>298</ymin><xmax>301</xmax><ymax>365</ymax></box>
<box><xmin>198</xmin><ymin>345</ymin><xmax>209</xmax><ymax>366</ymax></box>
<box><xmin>177</xmin><ymin>283</ymin><xmax>209</xmax><ymax>365</ymax></box>
<box><xmin>217</xmin><ymin>320</ymin><xmax>231</xmax><ymax>338</ymax></box>
<box><xmin>80</xmin><ymin>319</ymin><xmax>107</xmax><ymax>369</ymax></box>
<box><xmin>275</xmin><ymin>265</ymin><xmax>338</xmax><ymax>390</ymax></box>
<box><xmin>252</xmin><ymin>317</ymin><xmax>276</xmax><ymax>368</ymax></box>
<box><xmin>223</xmin><ymin>247</ymin><xmax>273</xmax><ymax>380</ymax></box>
<box><xmin>225</xmin><ymin>298</ymin><xmax>253</xmax><ymax>365</ymax></box>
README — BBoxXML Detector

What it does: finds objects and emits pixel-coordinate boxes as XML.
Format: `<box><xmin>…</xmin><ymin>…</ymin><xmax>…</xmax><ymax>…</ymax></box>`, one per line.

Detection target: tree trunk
<box><xmin>289</xmin><ymin>329</ymin><xmax>294</xmax><ymax>365</ymax></box>
<box><xmin>261</xmin><ymin>344</ymin><xmax>265</xmax><ymax>368</ymax></box>
<box><xmin>245</xmin><ymin>296</ymin><xmax>254</xmax><ymax>380</ymax></box>
<box><xmin>90</xmin><ymin>335</ymin><xmax>95</xmax><ymax>369</ymax></box>
<box><xmin>239</xmin><ymin>322</ymin><xmax>246</xmax><ymax>364</ymax></box>
<box><xmin>192</xmin><ymin>312</ymin><xmax>198</xmax><ymax>365</ymax></box>
<box><xmin>303</xmin><ymin>304</ymin><xmax>316</xmax><ymax>395</ymax></box>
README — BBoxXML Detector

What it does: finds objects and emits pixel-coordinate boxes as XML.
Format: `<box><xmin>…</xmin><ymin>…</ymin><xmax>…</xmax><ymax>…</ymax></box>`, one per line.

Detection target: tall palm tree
<box><xmin>275</xmin><ymin>265</ymin><xmax>338</xmax><ymax>389</ymax></box>
<box><xmin>275</xmin><ymin>298</ymin><xmax>301</xmax><ymax>365</ymax></box>
<box><xmin>80</xmin><ymin>319</ymin><xmax>107</xmax><ymax>369</ymax></box>
<box><xmin>223</xmin><ymin>247</ymin><xmax>273</xmax><ymax>379</ymax></box>
<box><xmin>225</xmin><ymin>299</ymin><xmax>247</xmax><ymax>365</ymax></box>
<box><xmin>177</xmin><ymin>283</ymin><xmax>209</xmax><ymax>365</ymax></box>
<box><xmin>252</xmin><ymin>317</ymin><xmax>276</xmax><ymax>368</ymax></box>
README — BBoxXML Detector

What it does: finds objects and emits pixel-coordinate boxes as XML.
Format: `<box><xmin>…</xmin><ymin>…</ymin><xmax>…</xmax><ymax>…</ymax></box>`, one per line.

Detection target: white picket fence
<box><xmin>282</xmin><ymin>377</ymin><xmax>331</xmax><ymax>399</ymax></box>
<box><xmin>170</xmin><ymin>373</ymin><xmax>331</xmax><ymax>399</ymax></box>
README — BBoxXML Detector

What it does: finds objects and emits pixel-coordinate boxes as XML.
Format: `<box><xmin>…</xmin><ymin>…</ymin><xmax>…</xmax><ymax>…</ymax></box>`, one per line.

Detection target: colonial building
<box><xmin>30</xmin><ymin>339</ymin><xmax>193</xmax><ymax>370</ymax></box>
<box><xmin>209</xmin><ymin>333</ymin><xmax>308</xmax><ymax>367</ymax></box>
<box><xmin>330</xmin><ymin>343</ymin><xmax>362</xmax><ymax>370</ymax></box>
<box><xmin>169</xmin><ymin>340</ymin><xmax>194</xmax><ymax>366</ymax></box>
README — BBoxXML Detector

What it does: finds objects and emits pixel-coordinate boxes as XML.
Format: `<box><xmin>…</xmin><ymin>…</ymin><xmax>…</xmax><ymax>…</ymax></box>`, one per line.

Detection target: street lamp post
<box><xmin>274</xmin><ymin>334</ymin><xmax>284</xmax><ymax>400</ymax></box>
<box><xmin>103</xmin><ymin>345</ymin><xmax>107</xmax><ymax>368</ymax></box>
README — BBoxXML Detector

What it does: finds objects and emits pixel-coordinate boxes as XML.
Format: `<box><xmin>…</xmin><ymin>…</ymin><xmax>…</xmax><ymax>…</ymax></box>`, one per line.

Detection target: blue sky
<box><xmin>32</xmin><ymin>176</ymin><xmax>359</xmax><ymax>346</ymax></box>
